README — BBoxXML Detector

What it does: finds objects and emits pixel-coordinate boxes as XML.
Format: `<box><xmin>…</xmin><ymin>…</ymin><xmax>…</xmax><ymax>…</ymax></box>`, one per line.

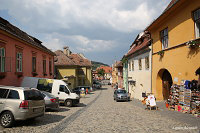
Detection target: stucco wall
<box><xmin>150</xmin><ymin>0</ymin><xmax>200</xmax><ymax>100</ymax></box>
<box><xmin>128</xmin><ymin>51</ymin><xmax>151</xmax><ymax>100</ymax></box>
<box><xmin>0</xmin><ymin>32</ymin><xmax>54</xmax><ymax>87</ymax></box>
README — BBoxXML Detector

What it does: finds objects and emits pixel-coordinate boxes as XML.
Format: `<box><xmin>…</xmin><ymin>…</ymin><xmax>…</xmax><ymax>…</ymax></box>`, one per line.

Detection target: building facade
<box><xmin>0</xmin><ymin>17</ymin><xmax>55</xmax><ymax>87</ymax></box>
<box><xmin>147</xmin><ymin>0</ymin><xmax>200</xmax><ymax>100</ymax></box>
<box><xmin>54</xmin><ymin>47</ymin><xmax>92</xmax><ymax>89</ymax></box>
<box><xmin>125</xmin><ymin>31</ymin><xmax>152</xmax><ymax>100</ymax></box>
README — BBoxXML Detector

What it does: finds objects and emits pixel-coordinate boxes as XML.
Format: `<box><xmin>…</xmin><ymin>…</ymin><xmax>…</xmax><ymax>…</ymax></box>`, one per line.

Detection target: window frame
<box><xmin>145</xmin><ymin>56</ymin><xmax>150</xmax><ymax>70</ymax></box>
<box><xmin>16</xmin><ymin>52</ymin><xmax>23</xmax><ymax>72</ymax></box>
<box><xmin>32</xmin><ymin>52</ymin><xmax>37</xmax><ymax>73</ymax></box>
<box><xmin>128</xmin><ymin>61</ymin><xmax>131</xmax><ymax>71</ymax></box>
<box><xmin>193</xmin><ymin>8</ymin><xmax>200</xmax><ymax>38</ymax></box>
<box><xmin>43</xmin><ymin>56</ymin><xmax>47</xmax><ymax>75</ymax></box>
<box><xmin>49</xmin><ymin>58</ymin><xmax>52</xmax><ymax>75</ymax></box>
<box><xmin>132</xmin><ymin>60</ymin><xmax>134</xmax><ymax>71</ymax></box>
<box><xmin>138</xmin><ymin>58</ymin><xmax>142</xmax><ymax>70</ymax></box>
<box><xmin>0</xmin><ymin>47</ymin><xmax>5</xmax><ymax>72</ymax></box>
<box><xmin>160</xmin><ymin>28</ymin><xmax>168</xmax><ymax>50</ymax></box>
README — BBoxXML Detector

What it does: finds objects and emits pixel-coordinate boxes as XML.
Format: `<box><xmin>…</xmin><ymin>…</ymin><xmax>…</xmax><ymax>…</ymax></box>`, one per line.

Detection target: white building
<box><xmin>125</xmin><ymin>31</ymin><xmax>152</xmax><ymax>100</ymax></box>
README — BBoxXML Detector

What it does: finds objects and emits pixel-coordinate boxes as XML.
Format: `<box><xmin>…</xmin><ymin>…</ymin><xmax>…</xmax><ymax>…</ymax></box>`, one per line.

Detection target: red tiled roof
<box><xmin>97</xmin><ymin>66</ymin><xmax>112</xmax><ymax>73</ymax></box>
<box><xmin>126</xmin><ymin>38</ymin><xmax>151</xmax><ymax>57</ymax></box>
<box><xmin>54</xmin><ymin>50</ymin><xmax>76</xmax><ymax>66</ymax></box>
<box><xmin>69</xmin><ymin>54</ymin><xmax>92</xmax><ymax>67</ymax></box>
<box><xmin>115</xmin><ymin>61</ymin><xmax>123</xmax><ymax>68</ymax></box>
<box><xmin>0</xmin><ymin>17</ymin><xmax>55</xmax><ymax>55</ymax></box>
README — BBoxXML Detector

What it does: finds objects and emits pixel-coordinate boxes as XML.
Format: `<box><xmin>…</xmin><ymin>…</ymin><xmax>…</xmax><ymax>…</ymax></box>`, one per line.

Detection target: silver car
<box><xmin>0</xmin><ymin>86</ymin><xmax>45</xmax><ymax>128</ymax></box>
<box><xmin>113</xmin><ymin>89</ymin><xmax>130</xmax><ymax>102</ymax></box>
<box><xmin>41</xmin><ymin>91</ymin><xmax>59</xmax><ymax>111</ymax></box>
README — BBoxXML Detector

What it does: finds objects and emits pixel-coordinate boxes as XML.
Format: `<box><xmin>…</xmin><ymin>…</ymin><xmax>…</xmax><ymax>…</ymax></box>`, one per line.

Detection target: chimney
<box><xmin>63</xmin><ymin>46</ymin><xmax>71</xmax><ymax>56</ymax></box>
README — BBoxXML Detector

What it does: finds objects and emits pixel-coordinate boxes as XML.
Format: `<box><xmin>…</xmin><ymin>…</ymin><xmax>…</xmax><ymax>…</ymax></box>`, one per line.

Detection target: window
<box><xmin>7</xmin><ymin>90</ymin><xmax>19</xmax><ymax>99</ymax></box>
<box><xmin>194</xmin><ymin>8</ymin><xmax>200</xmax><ymax>38</ymax></box>
<box><xmin>132</xmin><ymin>60</ymin><xmax>134</xmax><ymax>71</ymax></box>
<box><xmin>49</xmin><ymin>58</ymin><xmax>52</xmax><ymax>74</ymax></box>
<box><xmin>37</xmin><ymin>79</ymin><xmax>53</xmax><ymax>93</ymax></box>
<box><xmin>145</xmin><ymin>56</ymin><xmax>149</xmax><ymax>70</ymax></box>
<box><xmin>138</xmin><ymin>59</ymin><xmax>142</xmax><ymax>70</ymax></box>
<box><xmin>59</xmin><ymin>85</ymin><xmax>69</xmax><ymax>94</ymax></box>
<box><xmin>24</xmin><ymin>90</ymin><xmax>44</xmax><ymax>100</ymax></box>
<box><xmin>43</xmin><ymin>59</ymin><xmax>46</xmax><ymax>74</ymax></box>
<box><xmin>16</xmin><ymin>52</ymin><xmax>22</xmax><ymax>72</ymax></box>
<box><xmin>129</xmin><ymin>61</ymin><xmax>131</xmax><ymax>71</ymax></box>
<box><xmin>0</xmin><ymin>47</ymin><xmax>5</xmax><ymax>72</ymax></box>
<box><xmin>160</xmin><ymin>28</ymin><xmax>168</xmax><ymax>49</ymax></box>
<box><xmin>0</xmin><ymin>88</ymin><xmax>9</xmax><ymax>98</ymax></box>
<box><xmin>32</xmin><ymin>56</ymin><xmax>36</xmax><ymax>72</ymax></box>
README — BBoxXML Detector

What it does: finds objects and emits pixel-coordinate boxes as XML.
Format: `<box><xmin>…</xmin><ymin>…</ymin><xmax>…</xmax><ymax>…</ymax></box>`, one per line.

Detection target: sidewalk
<box><xmin>129</xmin><ymin>98</ymin><xmax>200</xmax><ymax>129</ymax></box>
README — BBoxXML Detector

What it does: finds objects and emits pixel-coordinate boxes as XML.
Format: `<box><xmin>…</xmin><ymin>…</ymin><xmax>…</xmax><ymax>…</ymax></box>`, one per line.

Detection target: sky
<box><xmin>0</xmin><ymin>0</ymin><xmax>171</xmax><ymax>65</ymax></box>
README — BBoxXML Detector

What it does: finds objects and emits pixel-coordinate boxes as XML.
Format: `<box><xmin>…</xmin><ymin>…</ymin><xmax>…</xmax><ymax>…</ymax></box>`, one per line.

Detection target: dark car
<box><xmin>113</xmin><ymin>89</ymin><xmax>130</xmax><ymax>102</ymax></box>
<box><xmin>93</xmin><ymin>81</ymin><xmax>102</xmax><ymax>89</ymax></box>
<box><xmin>41</xmin><ymin>91</ymin><xmax>59</xmax><ymax>111</ymax></box>
<box><xmin>73</xmin><ymin>86</ymin><xmax>92</xmax><ymax>95</ymax></box>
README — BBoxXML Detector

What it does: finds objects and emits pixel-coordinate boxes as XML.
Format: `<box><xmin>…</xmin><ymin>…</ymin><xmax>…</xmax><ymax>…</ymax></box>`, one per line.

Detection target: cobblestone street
<box><xmin>0</xmin><ymin>85</ymin><xmax>200</xmax><ymax>133</ymax></box>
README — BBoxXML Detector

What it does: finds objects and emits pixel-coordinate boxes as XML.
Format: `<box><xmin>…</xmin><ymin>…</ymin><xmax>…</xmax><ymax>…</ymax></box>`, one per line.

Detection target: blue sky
<box><xmin>0</xmin><ymin>0</ymin><xmax>170</xmax><ymax>65</ymax></box>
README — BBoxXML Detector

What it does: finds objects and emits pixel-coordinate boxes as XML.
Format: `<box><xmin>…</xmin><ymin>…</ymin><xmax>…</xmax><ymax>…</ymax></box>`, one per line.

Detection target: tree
<box><xmin>97</xmin><ymin>68</ymin><xmax>105</xmax><ymax>78</ymax></box>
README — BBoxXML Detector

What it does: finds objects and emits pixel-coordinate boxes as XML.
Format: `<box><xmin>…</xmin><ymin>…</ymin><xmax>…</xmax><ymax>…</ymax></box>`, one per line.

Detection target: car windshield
<box><xmin>117</xmin><ymin>90</ymin><xmax>127</xmax><ymax>94</ymax></box>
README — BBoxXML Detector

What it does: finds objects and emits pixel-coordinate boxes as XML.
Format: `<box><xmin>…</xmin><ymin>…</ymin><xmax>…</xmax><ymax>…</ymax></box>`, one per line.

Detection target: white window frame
<box><xmin>0</xmin><ymin>47</ymin><xmax>5</xmax><ymax>72</ymax></box>
<box><xmin>16</xmin><ymin>52</ymin><xmax>22</xmax><ymax>72</ymax></box>
<box><xmin>132</xmin><ymin>60</ymin><xmax>134</xmax><ymax>71</ymax></box>
<box><xmin>160</xmin><ymin>28</ymin><xmax>168</xmax><ymax>50</ymax></box>
<box><xmin>128</xmin><ymin>61</ymin><xmax>131</xmax><ymax>71</ymax></box>
<box><xmin>145</xmin><ymin>56</ymin><xmax>149</xmax><ymax>70</ymax></box>
<box><xmin>194</xmin><ymin>8</ymin><xmax>200</xmax><ymax>38</ymax></box>
<box><xmin>138</xmin><ymin>58</ymin><xmax>142</xmax><ymax>70</ymax></box>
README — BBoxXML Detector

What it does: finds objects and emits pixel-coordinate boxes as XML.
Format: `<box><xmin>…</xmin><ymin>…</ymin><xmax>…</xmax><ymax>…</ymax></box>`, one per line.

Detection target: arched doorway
<box><xmin>162</xmin><ymin>70</ymin><xmax>173</xmax><ymax>100</ymax></box>
<box><xmin>156</xmin><ymin>69</ymin><xmax>173</xmax><ymax>100</ymax></box>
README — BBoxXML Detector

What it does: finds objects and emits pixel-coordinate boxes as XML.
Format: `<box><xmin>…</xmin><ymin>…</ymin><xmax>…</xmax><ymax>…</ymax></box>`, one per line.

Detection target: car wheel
<box><xmin>65</xmin><ymin>99</ymin><xmax>73</xmax><ymax>107</ymax></box>
<box><xmin>0</xmin><ymin>111</ymin><xmax>15</xmax><ymax>128</ymax></box>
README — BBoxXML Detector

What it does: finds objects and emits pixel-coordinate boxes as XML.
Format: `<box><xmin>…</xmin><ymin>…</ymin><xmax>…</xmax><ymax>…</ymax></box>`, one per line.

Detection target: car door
<box><xmin>0</xmin><ymin>88</ymin><xmax>9</xmax><ymax>113</ymax></box>
<box><xmin>58</xmin><ymin>85</ymin><xmax>70</xmax><ymax>101</ymax></box>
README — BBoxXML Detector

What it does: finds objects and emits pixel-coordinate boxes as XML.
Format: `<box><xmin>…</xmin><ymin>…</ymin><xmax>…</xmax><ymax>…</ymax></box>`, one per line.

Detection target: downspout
<box><xmin>150</xmin><ymin>40</ymin><xmax>153</xmax><ymax>93</ymax></box>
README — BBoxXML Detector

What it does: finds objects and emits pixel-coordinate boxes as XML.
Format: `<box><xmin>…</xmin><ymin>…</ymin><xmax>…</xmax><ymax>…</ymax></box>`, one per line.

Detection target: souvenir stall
<box><xmin>167</xmin><ymin>79</ymin><xmax>200</xmax><ymax>117</ymax></box>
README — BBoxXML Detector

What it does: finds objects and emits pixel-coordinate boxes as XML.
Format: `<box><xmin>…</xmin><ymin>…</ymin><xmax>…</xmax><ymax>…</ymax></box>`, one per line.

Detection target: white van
<box><xmin>21</xmin><ymin>77</ymin><xmax>80</xmax><ymax>107</ymax></box>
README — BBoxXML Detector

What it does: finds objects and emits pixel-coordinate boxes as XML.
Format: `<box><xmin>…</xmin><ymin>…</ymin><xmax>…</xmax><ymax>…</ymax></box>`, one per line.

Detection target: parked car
<box><xmin>113</xmin><ymin>89</ymin><xmax>130</xmax><ymax>102</ymax></box>
<box><xmin>73</xmin><ymin>86</ymin><xmax>92</xmax><ymax>95</ymax></box>
<box><xmin>93</xmin><ymin>81</ymin><xmax>102</xmax><ymax>89</ymax></box>
<box><xmin>41</xmin><ymin>91</ymin><xmax>59</xmax><ymax>111</ymax></box>
<box><xmin>21</xmin><ymin>77</ymin><xmax>80</xmax><ymax>107</ymax></box>
<box><xmin>0</xmin><ymin>86</ymin><xmax>45</xmax><ymax>128</ymax></box>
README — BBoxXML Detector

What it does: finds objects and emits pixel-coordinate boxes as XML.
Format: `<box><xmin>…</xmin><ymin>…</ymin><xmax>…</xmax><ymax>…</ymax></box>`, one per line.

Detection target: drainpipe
<box><xmin>150</xmin><ymin>41</ymin><xmax>153</xmax><ymax>94</ymax></box>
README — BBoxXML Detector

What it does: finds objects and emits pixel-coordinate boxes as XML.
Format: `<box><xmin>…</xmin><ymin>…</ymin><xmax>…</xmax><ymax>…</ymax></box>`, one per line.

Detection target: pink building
<box><xmin>0</xmin><ymin>17</ymin><xmax>55</xmax><ymax>86</ymax></box>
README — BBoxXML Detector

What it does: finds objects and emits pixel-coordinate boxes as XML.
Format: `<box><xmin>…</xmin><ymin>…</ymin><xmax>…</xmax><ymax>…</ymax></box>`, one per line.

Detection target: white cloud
<box><xmin>0</xmin><ymin>0</ymin><xmax>169</xmax><ymax>33</ymax></box>
<box><xmin>43</xmin><ymin>33</ymin><xmax>117</xmax><ymax>53</ymax></box>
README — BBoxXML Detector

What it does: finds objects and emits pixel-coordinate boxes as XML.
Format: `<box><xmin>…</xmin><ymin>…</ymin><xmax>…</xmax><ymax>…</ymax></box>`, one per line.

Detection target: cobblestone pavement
<box><xmin>60</xmin><ymin>85</ymin><xmax>199</xmax><ymax>133</ymax></box>
<box><xmin>0</xmin><ymin>85</ymin><xmax>200</xmax><ymax>133</ymax></box>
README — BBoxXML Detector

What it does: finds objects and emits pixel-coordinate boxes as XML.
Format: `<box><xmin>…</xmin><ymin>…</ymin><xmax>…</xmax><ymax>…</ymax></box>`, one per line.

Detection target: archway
<box><xmin>162</xmin><ymin>70</ymin><xmax>173</xmax><ymax>100</ymax></box>
<box><xmin>156</xmin><ymin>69</ymin><xmax>173</xmax><ymax>100</ymax></box>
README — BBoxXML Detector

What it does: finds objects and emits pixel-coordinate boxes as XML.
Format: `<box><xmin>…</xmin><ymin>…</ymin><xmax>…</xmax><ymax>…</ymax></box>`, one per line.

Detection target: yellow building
<box><xmin>147</xmin><ymin>0</ymin><xmax>200</xmax><ymax>100</ymax></box>
<box><xmin>54</xmin><ymin>47</ymin><xmax>92</xmax><ymax>89</ymax></box>
<box><xmin>112</xmin><ymin>61</ymin><xmax>119</xmax><ymax>85</ymax></box>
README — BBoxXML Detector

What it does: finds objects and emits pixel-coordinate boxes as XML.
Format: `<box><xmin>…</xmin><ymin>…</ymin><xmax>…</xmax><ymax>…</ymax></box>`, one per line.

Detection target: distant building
<box><xmin>0</xmin><ymin>17</ymin><xmax>55</xmax><ymax>86</ymax></box>
<box><xmin>54</xmin><ymin>47</ymin><xmax>92</xmax><ymax>89</ymax></box>
<box><xmin>96</xmin><ymin>65</ymin><xmax>112</xmax><ymax>80</ymax></box>
<box><xmin>115</xmin><ymin>61</ymin><xmax>123</xmax><ymax>88</ymax></box>
<box><xmin>112</xmin><ymin>61</ymin><xmax>120</xmax><ymax>86</ymax></box>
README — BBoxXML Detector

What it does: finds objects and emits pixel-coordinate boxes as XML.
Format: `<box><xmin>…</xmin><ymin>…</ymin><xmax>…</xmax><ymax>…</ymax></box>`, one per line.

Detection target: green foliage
<box><xmin>97</xmin><ymin>68</ymin><xmax>105</xmax><ymax>77</ymax></box>
<box><xmin>91</xmin><ymin>61</ymin><xmax>109</xmax><ymax>70</ymax></box>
